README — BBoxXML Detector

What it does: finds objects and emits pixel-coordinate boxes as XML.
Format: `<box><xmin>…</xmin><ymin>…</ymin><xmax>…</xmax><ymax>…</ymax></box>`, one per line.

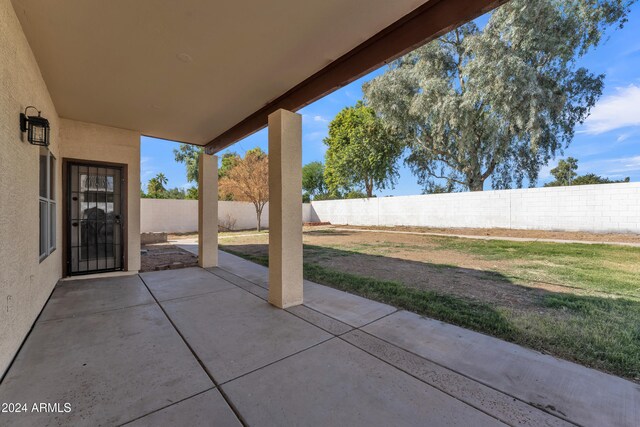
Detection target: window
<box><xmin>39</xmin><ymin>148</ymin><xmax>56</xmax><ymax>261</ymax></box>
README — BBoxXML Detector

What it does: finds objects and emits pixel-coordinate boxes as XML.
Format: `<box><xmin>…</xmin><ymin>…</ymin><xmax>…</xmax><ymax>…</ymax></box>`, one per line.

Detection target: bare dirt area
<box><xmin>140</xmin><ymin>243</ymin><xmax>198</xmax><ymax>272</ymax></box>
<box><xmin>220</xmin><ymin>228</ymin><xmax>638</xmax><ymax>308</ymax></box>
<box><xmin>336</xmin><ymin>224</ymin><xmax>640</xmax><ymax>244</ymax></box>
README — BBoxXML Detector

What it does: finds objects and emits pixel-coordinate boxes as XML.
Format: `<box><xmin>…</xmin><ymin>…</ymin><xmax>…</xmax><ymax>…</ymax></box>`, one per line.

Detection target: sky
<box><xmin>141</xmin><ymin>3</ymin><xmax>640</xmax><ymax>196</ymax></box>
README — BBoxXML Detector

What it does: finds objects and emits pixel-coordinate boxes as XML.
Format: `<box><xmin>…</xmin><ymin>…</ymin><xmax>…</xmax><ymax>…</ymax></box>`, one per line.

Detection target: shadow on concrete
<box><xmin>218</xmin><ymin>242</ymin><xmax>640</xmax><ymax>381</ymax></box>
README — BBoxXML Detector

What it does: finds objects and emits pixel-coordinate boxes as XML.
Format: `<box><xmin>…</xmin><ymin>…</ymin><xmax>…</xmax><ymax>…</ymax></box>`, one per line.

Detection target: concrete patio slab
<box><xmin>140</xmin><ymin>267</ymin><xmax>236</xmax><ymax>301</ymax></box>
<box><xmin>342</xmin><ymin>329</ymin><xmax>571</xmax><ymax>427</ymax></box>
<box><xmin>208</xmin><ymin>265</ymin><xmax>354</xmax><ymax>336</ymax></box>
<box><xmin>125</xmin><ymin>389</ymin><xmax>241</xmax><ymax>427</ymax></box>
<box><xmin>218</xmin><ymin>250</ymin><xmax>269</xmax><ymax>288</ymax></box>
<box><xmin>303</xmin><ymin>280</ymin><xmax>396</xmax><ymax>328</ymax></box>
<box><xmin>222</xmin><ymin>338</ymin><xmax>503</xmax><ymax>427</ymax></box>
<box><xmin>207</xmin><ymin>267</ymin><xmax>269</xmax><ymax>300</ymax></box>
<box><xmin>3</xmin><ymin>260</ymin><xmax>636</xmax><ymax>426</ymax></box>
<box><xmin>363</xmin><ymin>310</ymin><xmax>640</xmax><ymax>427</ymax></box>
<box><xmin>218</xmin><ymin>251</ymin><xmax>396</xmax><ymax>328</ymax></box>
<box><xmin>160</xmin><ymin>288</ymin><xmax>332</xmax><ymax>383</ymax></box>
<box><xmin>0</xmin><ymin>304</ymin><xmax>213</xmax><ymax>427</ymax></box>
<box><xmin>286</xmin><ymin>305</ymin><xmax>353</xmax><ymax>336</ymax></box>
<box><xmin>39</xmin><ymin>274</ymin><xmax>154</xmax><ymax>321</ymax></box>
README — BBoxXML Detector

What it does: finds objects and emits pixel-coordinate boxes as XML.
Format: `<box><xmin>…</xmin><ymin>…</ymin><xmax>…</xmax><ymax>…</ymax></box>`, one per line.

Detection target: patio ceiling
<box><xmin>13</xmin><ymin>0</ymin><xmax>502</xmax><ymax>150</ymax></box>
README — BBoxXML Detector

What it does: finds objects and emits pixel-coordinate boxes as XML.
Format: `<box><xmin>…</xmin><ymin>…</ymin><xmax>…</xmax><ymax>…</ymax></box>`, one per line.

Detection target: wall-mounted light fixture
<box><xmin>20</xmin><ymin>106</ymin><xmax>50</xmax><ymax>146</ymax></box>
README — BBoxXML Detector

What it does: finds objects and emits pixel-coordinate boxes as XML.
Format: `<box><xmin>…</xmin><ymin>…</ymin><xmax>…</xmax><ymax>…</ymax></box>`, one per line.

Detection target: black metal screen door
<box><xmin>68</xmin><ymin>163</ymin><xmax>123</xmax><ymax>275</ymax></box>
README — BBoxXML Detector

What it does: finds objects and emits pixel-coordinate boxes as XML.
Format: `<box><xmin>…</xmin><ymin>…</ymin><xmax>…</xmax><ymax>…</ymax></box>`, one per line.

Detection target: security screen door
<box><xmin>68</xmin><ymin>163</ymin><xmax>123</xmax><ymax>275</ymax></box>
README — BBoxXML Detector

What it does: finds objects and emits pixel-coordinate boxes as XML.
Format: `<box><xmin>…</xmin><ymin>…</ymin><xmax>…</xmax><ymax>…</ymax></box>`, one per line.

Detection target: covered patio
<box><xmin>1</xmin><ymin>251</ymin><xmax>637</xmax><ymax>426</ymax></box>
<box><xmin>3</xmin><ymin>0</ymin><xmax>640</xmax><ymax>425</ymax></box>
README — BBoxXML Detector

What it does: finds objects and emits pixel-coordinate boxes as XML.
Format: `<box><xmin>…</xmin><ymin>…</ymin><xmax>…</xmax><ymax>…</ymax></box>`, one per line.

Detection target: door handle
<box><xmin>72</xmin><ymin>222</ymin><xmax>78</xmax><ymax>227</ymax></box>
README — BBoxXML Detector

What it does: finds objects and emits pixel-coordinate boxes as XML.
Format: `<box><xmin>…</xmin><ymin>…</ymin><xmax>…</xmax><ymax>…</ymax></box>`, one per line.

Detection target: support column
<box><xmin>268</xmin><ymin>109</ymin><xmax>303</xmax><ymax>308</ymax></box>
<box><xmin>198</xmin><ymin>153</ymin><xmax>218</xmax><ymax>268</ymax></box>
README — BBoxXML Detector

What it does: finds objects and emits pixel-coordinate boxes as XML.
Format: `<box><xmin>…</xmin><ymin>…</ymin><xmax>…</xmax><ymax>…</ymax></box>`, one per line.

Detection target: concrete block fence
<box><xmin>140</xmin><ymin>183</ymin><xmax>639</xmax><ymax>234</ymax></box>
<box><xmin>141</xmin><ymin>199</ymin><xmax>314</xmax><ymax>233</ymax></box>
<box><xmin>309</xmin><ymin>183</ymin><xmax>640</xmax><ymax>233</ymax></box>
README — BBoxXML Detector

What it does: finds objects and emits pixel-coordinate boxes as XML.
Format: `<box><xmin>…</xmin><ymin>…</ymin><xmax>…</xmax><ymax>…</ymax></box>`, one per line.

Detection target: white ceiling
<box><xmin>13</xmin><ymin>0</ymin><xmax>426</xmax><ymax>145</ymax></box>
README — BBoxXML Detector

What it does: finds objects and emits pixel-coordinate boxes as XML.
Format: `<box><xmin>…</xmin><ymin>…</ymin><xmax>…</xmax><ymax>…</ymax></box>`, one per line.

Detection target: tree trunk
<box><xmin>365</xmin><ymin>178</ymin><xmax>373</xmax><ymax>198</ymax></box>
<box><xmin>256</xmin><ymin>208</ymin><xmax>262</xmax><ymax>232</ymax></box>
<box><xmin>467</xmin><ymin>175</ymin><xmax>484</xmax><ymax>191</ymax></box>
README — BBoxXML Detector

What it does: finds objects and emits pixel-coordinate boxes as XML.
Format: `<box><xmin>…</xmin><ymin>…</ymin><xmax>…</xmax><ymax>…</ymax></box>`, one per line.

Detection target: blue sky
<box><xmin>142</xmin><ymin>3</ymin><xmax>640</xmax><ymax>196</ymax></box>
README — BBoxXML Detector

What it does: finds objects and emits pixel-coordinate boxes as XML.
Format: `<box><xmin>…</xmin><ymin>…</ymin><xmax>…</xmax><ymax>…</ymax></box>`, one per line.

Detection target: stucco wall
<box><xmin>309</xmin><ymin>183</ymin><xmax>640</xmax><ymax>233</ymax></box>
<box><xmin>0</xmin><ymin>0</ymin><xmax>62</xmax><ymax>376</ymax></box>
<box><xmin>141</xmin><ymin>200</ymin><xmax>314</xmax><ymax>233</ymax></box>
<box><xmin>59</xmin><ymin>119</ymin><xmax>141</xmax><ymax>272</ymax></box>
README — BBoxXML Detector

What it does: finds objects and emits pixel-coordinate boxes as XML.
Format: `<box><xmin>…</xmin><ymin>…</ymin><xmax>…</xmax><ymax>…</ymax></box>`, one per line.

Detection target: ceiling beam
<box><xmin>205</xmin><ymin>0</ymin><xmax>506</xmax><ymax>154</ymax></box>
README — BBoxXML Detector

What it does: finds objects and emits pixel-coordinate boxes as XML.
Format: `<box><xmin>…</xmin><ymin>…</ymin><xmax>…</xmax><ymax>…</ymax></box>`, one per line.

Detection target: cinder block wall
<box><xmin>141</xmin><ymin>200</ymin><xmax>271</xmax><ymax>232</ymax></box>
<box><xmin>309</xmin><ymin>183</ymin><xmax>640</xmax><ymax>233</ymax></box>
<box><xmin>140</xmin><ymin>200</ymin><xmax>315</xmax><ymax>233</ymax></box>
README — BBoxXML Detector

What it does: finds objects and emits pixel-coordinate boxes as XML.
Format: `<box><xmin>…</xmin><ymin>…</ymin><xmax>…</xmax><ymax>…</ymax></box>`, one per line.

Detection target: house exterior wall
<box><xmin>1</xmin><ymin>0</ymin><xmax>144</xmax><ymax>376</ymax></box>
<box><xmin>0</xmin><ymin>0</ymin><xmax>62</xmax><ymax>376</ymax></box>
<box><xmin>59</xmin><ymin>119</ymin><xmax>141</xmax><ymax>272</ymax></box>
<box><xmin>309</xmin><ymin>183</ymin><xmax>640</xmax><ymax>233</ymax></box>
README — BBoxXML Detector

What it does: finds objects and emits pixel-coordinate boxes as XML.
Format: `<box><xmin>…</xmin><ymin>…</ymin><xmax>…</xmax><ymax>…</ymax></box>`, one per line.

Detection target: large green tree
<box><xmin>174</xmin><ymin>144</ymin><xmax>241</xmax><ymax>183</ymax></box>
<box><xmin>324</xmin><ymin>101</ymin><xmax>403</xmax><ymax>197</ymax></box>
<box><xmin>219</xmin><ymin>152</ymin><xmax>240</xmax><ymax>179</ymax></box>
<box><xmin>174</xmin><ymin>144</ymin><xmax>241</xmax><ymax>200</ymax></box>
<box><xmin>547</xmin><ymin>157</ymin><xmax>579</xmax><ymax>186</ymax></box>
<box><xmin>302</xmin><ymin>161</ymin><xmax>327</xmax><ymax>201</ymax></box>
<box><xmin>173</xmin><ymin>144</ymin><xmax>203</xmax><ymax>183</ymax></box>
<box><xmin>364</xmin><ymin>0</ymin><xmax>634</xmax><ymax>191</ymax></box>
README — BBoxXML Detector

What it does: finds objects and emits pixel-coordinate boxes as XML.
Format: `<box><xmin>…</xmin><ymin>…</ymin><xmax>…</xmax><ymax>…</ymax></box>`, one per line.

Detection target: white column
<box><xmin>198</xmin><ymin>153</ymin><xmax>218</xmax><ymax>268</ymax></box>
<box><xmin>268</xmin><ymin>109</ymin><xmax>303</xmax><ymax>308</ymax></box>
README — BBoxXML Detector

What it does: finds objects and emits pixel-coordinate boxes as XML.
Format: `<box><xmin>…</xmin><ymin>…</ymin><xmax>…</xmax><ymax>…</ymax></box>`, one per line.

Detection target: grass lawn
<box><xmin>220</xmin><ymin>229</ymin><xmax>640</xmax><ymax>381</ymax></box>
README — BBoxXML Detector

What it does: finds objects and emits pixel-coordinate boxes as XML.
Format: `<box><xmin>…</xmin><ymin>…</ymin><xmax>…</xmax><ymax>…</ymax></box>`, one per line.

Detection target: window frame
<box><xmin>39</xmin><ymin>148</ymin><xmax>56</xmax><ymax>262</ymax></box>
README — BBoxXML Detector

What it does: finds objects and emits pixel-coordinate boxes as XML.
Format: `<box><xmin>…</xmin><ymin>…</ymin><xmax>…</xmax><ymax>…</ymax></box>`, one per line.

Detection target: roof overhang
<box><xmin>12</xmin><ymin>0</ymin><xmax>504</xmax><ymax>153</ymax></box>
<box><xmin>205</xmin><ymin>0</ymin><xmax>505</xmax><ymax>153</ymax></box>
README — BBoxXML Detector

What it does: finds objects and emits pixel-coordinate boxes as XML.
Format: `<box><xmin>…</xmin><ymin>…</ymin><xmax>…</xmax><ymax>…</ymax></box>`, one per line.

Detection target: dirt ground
<box><xmin>140</xmin><ymin>243</ymin><xmax>198</xmax><ymax>272</ymax></box>
<box><xmin>165</xmin><ymin>225</ymin><xmax>639</xmax><ymax>308</ymax></box>
<box><xmin>219</xmin><ymin>227</ymin><xmax>639</xmax><ymax>309</ymax></box>
<box><xmin>335</xmin><ymin>224</ymin><xmax>640</xmax><ymax>244</ymax></box>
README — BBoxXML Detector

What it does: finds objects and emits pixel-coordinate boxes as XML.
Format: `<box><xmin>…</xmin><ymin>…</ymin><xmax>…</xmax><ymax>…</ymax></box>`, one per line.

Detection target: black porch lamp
<box><xmin>20</xmin><ymin>106</ymin><xmax>50</xmax><ymax>146</ymax></box>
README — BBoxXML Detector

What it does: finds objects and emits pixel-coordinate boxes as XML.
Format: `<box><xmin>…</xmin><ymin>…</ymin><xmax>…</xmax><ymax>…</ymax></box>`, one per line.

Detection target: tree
<box><xmin>218</xmin><ymin>148</ymin><xmax>269</xmax><ymax>231</ymax></box>
<box><xmin>324</xmin><ymin>101</ymin><xmax>403</xmax><ymax>197</ymax></box>
<box><xmin>174</xmin><ymin>144</ymin><xmax>240</xmax><ymax>200</ymax></box>
<box><xmin>218</xmin><ymin>152</ymin><xmax>241</xmax><ymax>201</ymax></box>
<box><xmin>545</xmin><ymin>157</ymin><xmax>630</xmax><ymax>186</ymax></box>
<box><xmin>165</xmin><ymin>187</ymin><xmax>186</xmax><ymax>199</ymax></box>
<box><xmin>219</xmin><ymin>152</ymin><xmax>240</xmax><ymax>179</ymax></box>
<box><xmin>302</xmin><ymin>161</ymin><xmax>327</xmax><ymax>201</ymax></box>
<box><xmin>426</xmin><ymin>182</ymin><xmax>456</xmax><ymax>194</ymax></box>
<box><xmin>364</xmin><ymin>0</ymin><xmax>634</xmax><ymax>191</ymax></box>
<box><xmin>147</xmin><ymin>173</ymin><xmax>168</xmax><ymax>198</ymax></box>
<box><xmin>185</xmin><ymin>186</ymin><xmax>198</xmax><ymax>200</ymax></box>
<box><xmin>547</xmin><ymin>157</ymin><xmax>579</xmax><ymax>186</ymax></box>
<box><xmin>572</xmin><ymin>174</ymin><xmax>630</xmax><ymax>185</ymax></box>
<box><xmin>173</xmin><ymin>144</ymin><xmax>203</xmax><ymax>183</ymax></box>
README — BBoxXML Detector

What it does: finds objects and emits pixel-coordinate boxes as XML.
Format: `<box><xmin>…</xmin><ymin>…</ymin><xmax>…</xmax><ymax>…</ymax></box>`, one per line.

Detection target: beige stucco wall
<box><xmin>0</xmin><ymin>0</ymin><xmax>62</xmax><ymax>376</ymax></box>
<box><xmin>59</xmin><ymin>119</ymin><xmax>141</xmax><ymax>273</ymax></box>
<box><xmin>1</xmin><ymin>0</ymin><xmax>142</xmax><ymax>376</ymax></box>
